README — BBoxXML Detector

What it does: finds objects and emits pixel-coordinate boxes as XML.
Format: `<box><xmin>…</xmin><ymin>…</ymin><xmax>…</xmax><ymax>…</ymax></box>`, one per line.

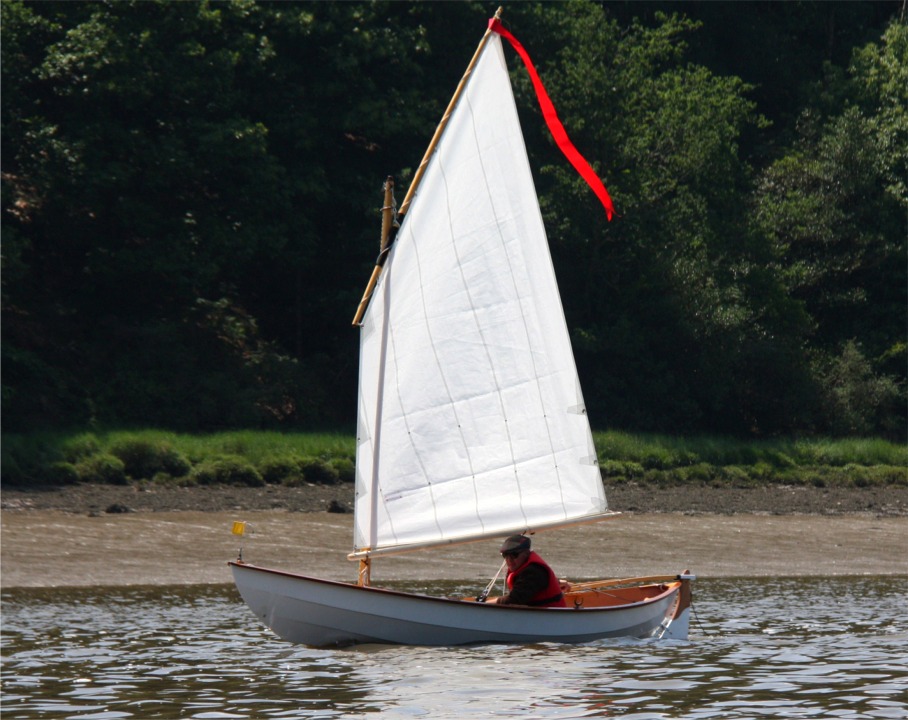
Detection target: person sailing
<box><xmin>487</xmin><ymin>535</ymin><xmax>568</xmax><ymax>607</ymax></box>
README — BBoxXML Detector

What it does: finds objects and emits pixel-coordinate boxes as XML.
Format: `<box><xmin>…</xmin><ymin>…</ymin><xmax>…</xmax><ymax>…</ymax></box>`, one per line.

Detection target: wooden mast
<box><xmin>351</xmin><ymin>7</ymin><xmax>503</xmax><ymax>326</ymax></box>
<box><xmin>351</xmin><ymin>177</ymin><xmax>397</xmax><ymax>326</ymax></box>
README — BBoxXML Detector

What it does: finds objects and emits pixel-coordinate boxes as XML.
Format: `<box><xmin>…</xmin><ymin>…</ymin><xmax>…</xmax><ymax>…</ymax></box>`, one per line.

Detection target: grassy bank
<box><xmin>595</xmin><ymin>431</ymin><xmax>907</xmax><ymax>489</ymax></box>
<box><xmin>1</xmin><ymin>429</ymin><xmax>905</xmax><ymax>490</ymax></box>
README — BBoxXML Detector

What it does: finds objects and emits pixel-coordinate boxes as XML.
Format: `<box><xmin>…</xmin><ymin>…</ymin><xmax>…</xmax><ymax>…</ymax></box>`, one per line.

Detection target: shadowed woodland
<box><xmin>2</xmin><ymin>1</ymin><xmax>905</xmax><ymax>439</ymax></box>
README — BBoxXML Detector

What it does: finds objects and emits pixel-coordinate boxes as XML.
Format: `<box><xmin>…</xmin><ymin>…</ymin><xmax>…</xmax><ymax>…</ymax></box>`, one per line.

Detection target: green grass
<box><xmin>1</xmin><ymin>428</ymin><xmax>905</xmax><ymax>488</ymax></box>
<box><xmin>135</xmin><ymin>430</ymin><xmax>355</xmax><ymax>465</ymax></box>
<box><xmin>593</xmin><ymin>431</ymin><xmax>906</xmax><ymax>488</ymax></box>
<box><xmin>1</xmin><ymin>429</ymin><xmax>356</xmax><ymax>487</ymax></box>
<box><xmin>594</xmin><ymin>431</ymin><xmax>907</xmax><ymax>469</ymax></box>
<box><xmin>789</xmin><ymin>437</ymin><xmax>906</xmax><ymax>467</ymax></box>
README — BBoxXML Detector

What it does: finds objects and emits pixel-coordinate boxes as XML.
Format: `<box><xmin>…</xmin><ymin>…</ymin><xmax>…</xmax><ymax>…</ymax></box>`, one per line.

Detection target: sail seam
<box><xmin>400</xmin><ymin>157</ymin><xmax>471</xmax><ymax>544</ymax></box>
<box><xmin>486</xmin><ymin>36</ymin><xmax>573</xmax><ymax>525</ymax></box>
<box><xmin>457</xmin><ymin>80</ymin><xmax>527</xmax><ymax>532</ymax></box>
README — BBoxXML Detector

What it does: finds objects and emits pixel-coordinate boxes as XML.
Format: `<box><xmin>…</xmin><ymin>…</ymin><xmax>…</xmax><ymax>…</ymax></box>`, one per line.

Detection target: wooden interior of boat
<box><xmin>563</xmin><ymin>579</ymin><xmax>678</xmax><ymax>609</ymax></box>
<box><xmin>463</xmin><ymin>575</ymin><xmax>682</xmax><ymax>609</ymax></box>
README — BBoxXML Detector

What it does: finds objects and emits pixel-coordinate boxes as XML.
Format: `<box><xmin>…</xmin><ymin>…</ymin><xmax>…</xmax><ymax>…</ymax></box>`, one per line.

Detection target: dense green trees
<box><xmin>753</xmin><ymin>16</ymin><xmax>907</xmax><ymax>435</ymax></box>
<box><xmin>2</xmin><ymin>1</ymin><xmax>444</xmax><ymax>429</ymax></box>
<box><xmin>2</xmin><ymin>1</ymin><xmax>904</xmax><ymax>438</ymax></box>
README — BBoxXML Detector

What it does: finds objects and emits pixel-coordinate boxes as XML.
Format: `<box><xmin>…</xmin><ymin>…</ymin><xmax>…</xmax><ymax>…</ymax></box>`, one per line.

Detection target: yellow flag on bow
<box><xmin>231</xmin><ymin>521</ymin><xmax>247</xmax><ymax>537</ymax></box>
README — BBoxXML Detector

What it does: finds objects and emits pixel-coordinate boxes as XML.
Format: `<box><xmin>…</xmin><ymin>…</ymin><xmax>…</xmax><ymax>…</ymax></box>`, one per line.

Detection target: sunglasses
<box><xmin>501</xmin><ymin>550</ymin><xmax>523</xmax><ymax>559</ymax></box>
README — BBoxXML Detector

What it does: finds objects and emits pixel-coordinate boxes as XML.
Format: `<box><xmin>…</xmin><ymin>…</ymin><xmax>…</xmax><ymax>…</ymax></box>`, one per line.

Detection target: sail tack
<box><xmin>354</xmin><ymin>35</ymin><xmax>608</xmax><ymax>556</ymax></box>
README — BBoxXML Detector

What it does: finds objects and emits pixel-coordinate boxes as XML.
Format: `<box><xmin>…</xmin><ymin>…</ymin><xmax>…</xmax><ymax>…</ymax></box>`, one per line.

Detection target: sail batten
<box><xmin>354</xmin><ymin>34</ymin><xmax>607</xmax><ymax>557</ymax></box>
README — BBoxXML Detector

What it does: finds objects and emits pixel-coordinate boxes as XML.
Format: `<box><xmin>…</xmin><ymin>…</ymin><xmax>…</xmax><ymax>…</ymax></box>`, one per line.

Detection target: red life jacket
<box><xmin>506</xmin><ymin>550</ymin><xmax>566</xmax><ymax>607</ymax></box>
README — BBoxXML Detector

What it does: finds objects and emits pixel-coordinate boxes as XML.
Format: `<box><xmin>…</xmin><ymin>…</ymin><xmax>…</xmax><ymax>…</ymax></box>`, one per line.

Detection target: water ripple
<box><xmin>2</xmin><ymin>578</ymin><xmax>907</xmax><ymax>719</ymax></box>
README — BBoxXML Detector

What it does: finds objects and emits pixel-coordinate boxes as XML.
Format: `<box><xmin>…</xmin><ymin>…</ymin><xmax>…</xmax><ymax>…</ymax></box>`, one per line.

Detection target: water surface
<box><xmin>2</xmin><ymin>577</ymin><xmax>906</xmax><ymax>719</ymax></box>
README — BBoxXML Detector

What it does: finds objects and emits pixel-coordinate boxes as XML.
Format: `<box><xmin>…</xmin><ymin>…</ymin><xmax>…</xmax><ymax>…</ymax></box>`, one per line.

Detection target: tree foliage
<box><xmin>2</xmin><ymin>0</ymin><xmax>904</xmax><ymax>438</ymax></box>
<box><xmin>754</xmin><ymin>13</ymin><xmax>907</xmax><ymax>434</ymax></box>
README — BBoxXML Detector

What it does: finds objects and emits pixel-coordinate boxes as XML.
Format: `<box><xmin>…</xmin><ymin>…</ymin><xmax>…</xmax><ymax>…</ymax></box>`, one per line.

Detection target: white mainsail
<box><xmin>354</xmin><ymin>34</ymin><xmax>609</xmax><ymax>557</ymax></box>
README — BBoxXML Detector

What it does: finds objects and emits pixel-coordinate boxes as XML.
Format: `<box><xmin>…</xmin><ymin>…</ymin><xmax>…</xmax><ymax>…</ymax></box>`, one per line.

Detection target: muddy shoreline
<box><xmin>2</xmin><ymin>510</ymin><xmax>906</xmax><ymax>589</ymax></box>
<box><xmin>2</xmin><ymin>480</ymin><xmax>907</xmax><ymax>517</ymax></box>
<box><xmin>2</xmin><ymin>483</ymin><xmax>906</xmax><ymax>589</ymax></box>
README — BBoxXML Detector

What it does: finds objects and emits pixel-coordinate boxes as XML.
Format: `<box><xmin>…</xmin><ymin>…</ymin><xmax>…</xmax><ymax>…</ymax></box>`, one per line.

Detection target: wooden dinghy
<box><xmin>231</xmin><ymin>9</ymin><xmax>694</xmax><ymax>648</ymax></box>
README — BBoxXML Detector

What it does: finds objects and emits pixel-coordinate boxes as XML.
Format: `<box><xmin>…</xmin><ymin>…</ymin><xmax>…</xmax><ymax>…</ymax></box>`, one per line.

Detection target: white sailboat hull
<box><xmin>230</xmin><ymin>561</ymin><xmax>689</xmax><ymax>647</ymax></box>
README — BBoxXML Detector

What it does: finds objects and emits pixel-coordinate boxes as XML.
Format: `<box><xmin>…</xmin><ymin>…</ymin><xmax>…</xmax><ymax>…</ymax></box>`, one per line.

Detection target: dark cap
<box><xmin>499</xmin><ymin>534</ymin><xmax>531</xmax><ymax>554</ymax></box>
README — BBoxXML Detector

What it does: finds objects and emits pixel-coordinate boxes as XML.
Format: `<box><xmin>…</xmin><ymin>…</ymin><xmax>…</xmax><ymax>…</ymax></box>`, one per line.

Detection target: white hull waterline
<box><xmin>231</xmin><ymin>561</ymin><xmax>693</xmax><ymax>647</ymax></box>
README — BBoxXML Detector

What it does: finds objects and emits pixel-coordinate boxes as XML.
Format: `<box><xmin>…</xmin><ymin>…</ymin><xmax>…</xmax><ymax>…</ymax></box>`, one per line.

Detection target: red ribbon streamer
<box><xmin>489</xmin><ymin>18</ymin><xmax>615</xmax><ymax>221</ymax></box>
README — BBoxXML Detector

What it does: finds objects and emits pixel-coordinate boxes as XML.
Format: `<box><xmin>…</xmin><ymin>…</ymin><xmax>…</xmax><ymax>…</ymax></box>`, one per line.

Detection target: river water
<box><xmin>2</xmin><ymin>577</ymin><xmax>906</xmax><ymax>719</ymax></box>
